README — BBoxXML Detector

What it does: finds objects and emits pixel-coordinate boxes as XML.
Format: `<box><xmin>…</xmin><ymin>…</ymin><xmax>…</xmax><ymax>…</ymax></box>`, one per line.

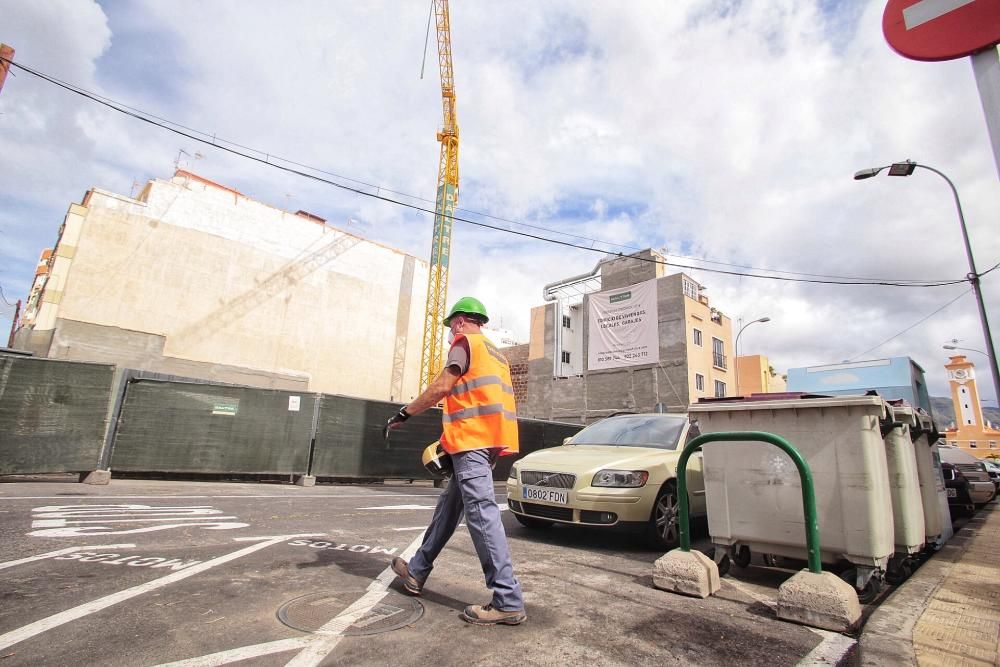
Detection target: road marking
<box><xmin>28</xmin><ymin>504</ymin><xmax>249</xmax><ymax>537</ymax></box>
<box><xmin>284</xmin><ymin>530</ymin><xmax>427</xmax><ymax>667</ymax></box>
<box><xmin>796</xmin><ymin>628</ymin><xmax>856</xmax><ymax>666</ymax></box>
<box><xmin>356</xmin><ymin>504</ymin><xmax>438</xmax><ymax>510</ymax></box>
<box><xmin>903</xmin><ymin>0</ymin><xmax>975</xmax><ymax>29</ymax></box>
<box><xmin>156</xmin><ymin>531</ymin><xmax>427</xmax><ymax>667</ymax></box>
<box><xmin>394</xmin><ymin>523</ymin><xmax>467</xmax><ymax>531</ymax></box>
<box><xmin>0</xmin><ymin>544</ymin><xmax>136</xmax><ymax>571</ymax></box>
<box><xmin>154</xmin><ymin>638</ymin><xmax>315</xmax><ymax>666</ymax></box>
<box><xmin>0</xmin><ymin>533</ymin><xmax>320</xmax><ymax>653</ymax></box>
<box><xmin>0</xmin><ymin>494</ymin><xmax>442</xmax><ymax>501</ymax></box>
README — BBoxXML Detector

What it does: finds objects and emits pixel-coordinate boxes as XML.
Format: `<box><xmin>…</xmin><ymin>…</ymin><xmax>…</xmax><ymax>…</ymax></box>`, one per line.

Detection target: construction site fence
<box><xmin>0</xmin><ymin>354</ymin><xmax>582</xmax><ymax>481</ymax></box>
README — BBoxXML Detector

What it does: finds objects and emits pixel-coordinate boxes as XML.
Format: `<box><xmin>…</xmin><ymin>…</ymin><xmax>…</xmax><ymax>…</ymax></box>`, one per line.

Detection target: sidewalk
<box><xmin>860</xmin><ymin>500</ymin><xmax>1000</xmax><ymax>666</ymax></box>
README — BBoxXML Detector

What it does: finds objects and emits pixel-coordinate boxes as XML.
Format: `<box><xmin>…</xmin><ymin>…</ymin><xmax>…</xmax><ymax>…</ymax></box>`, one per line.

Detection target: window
<box><xmin>712</xmin><ymin>337</ymin><xmax>726</xmax><ymax>369</ymax></box>
<box><xmin>714</xmin><ymin>380</ymin><xmax>726</xmax><ymax>398</ymax></box>
<box><xmin>682</xmin><ymin>278</ymin><xmax>699</xmax><ymax>301</ymax></box>
<box><xmin>970</xmin><ymin>441</ymin><xmax>978</xmax><ymax>448</ymax></box>
<box><xmin>562</xmin><ymin>315</ymin><xmax>571</xmax><ymax>329</ymax></box>
<box><xmin>989</xmin><ymin>441</ymin><xmax>997</xmax><ymax>449</ymax></box>
<box><xmin>561</xmin><ymin>351</ymin><xmax>571</xmax><ymax>364</ymax></box>
<box><xmin>950</xmin><ymin>441</ymin><xmax>958</xmax><ymax>447</ymax></box>
<box><xmin>693</xmin><ymin>328</ymin><xmax>703</xmax><ymax>347</ymax></box>
<box><xmin>695</xmin><ymin>374</ymin><xmax>705</xmax><ymax>392</ymax></box>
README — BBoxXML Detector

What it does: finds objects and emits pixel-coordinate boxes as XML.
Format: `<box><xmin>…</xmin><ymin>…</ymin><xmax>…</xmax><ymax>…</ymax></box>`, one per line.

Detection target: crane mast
<box><xmin>419</xmin><ymin>0</ymin><xmax>460</xmax><ymax>389</ymax></box>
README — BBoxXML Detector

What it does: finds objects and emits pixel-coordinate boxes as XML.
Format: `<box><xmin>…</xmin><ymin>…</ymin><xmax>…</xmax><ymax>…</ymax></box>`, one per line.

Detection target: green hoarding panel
<box><xmin>110</xmin><ymin>380</ymin><xmax>314</xmax><ymax>474</ymax></box>
<box><xmin>311</xmin><ymin>394</ymin><xmax>582</xmax><ymax>481</ymax></box>
<box><xmin>311</xmin><ymin>395</ymin><xmax>443</xmax><ymax>479</ymax></box>
<box><xmin>0</xmin><ymin>355</ymin><xmax>115</xmax><ymax>474</ymax></box>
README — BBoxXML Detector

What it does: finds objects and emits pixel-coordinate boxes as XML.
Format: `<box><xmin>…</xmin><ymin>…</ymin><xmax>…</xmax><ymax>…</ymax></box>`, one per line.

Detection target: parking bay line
<box><xmin>155</xmin><ymin>530</ymin><xmax>429</xmax><ymax>667</ymax></box>
<box><xmin>0</xmin><ymin>544</ymin><xmax>137</xmax><ymax>571</ymax></box>
<box><xmin>0</xmin><ymin>494</ymin><xmax>443</xmax><ymax>501</ymax></box>
<box><xmin>0</xmin><ymin>533</ymin><xmax>322</xmax><ymax>653</ymax></box>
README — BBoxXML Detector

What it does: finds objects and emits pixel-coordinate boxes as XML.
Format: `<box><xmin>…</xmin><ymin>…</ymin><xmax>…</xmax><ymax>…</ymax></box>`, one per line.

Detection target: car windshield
<box><xmin>568</xmin><ymin>414</ymin><xmax>688</xmax><ymax>450</ymax></box>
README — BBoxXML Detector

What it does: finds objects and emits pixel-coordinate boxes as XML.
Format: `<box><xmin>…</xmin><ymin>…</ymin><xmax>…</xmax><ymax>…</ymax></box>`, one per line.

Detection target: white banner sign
<box><xmin>588</xmin><ymin>279</ymin><xmax>659</xmax><ymax>370</ymax></box>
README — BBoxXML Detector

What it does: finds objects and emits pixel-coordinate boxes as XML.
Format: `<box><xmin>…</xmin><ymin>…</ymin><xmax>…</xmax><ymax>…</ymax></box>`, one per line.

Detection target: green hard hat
<box><xmin>443</xmin><ymin>296</ymin><xmax>489</xmax><ymax>327</ymax></box>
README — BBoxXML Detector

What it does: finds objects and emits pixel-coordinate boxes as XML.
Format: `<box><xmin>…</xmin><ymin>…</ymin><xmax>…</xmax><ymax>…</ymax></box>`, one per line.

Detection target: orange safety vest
<box><xmin>441</xmin><ymin>333</ymin><xmax>520</xmax><ymax>456</ymax></box>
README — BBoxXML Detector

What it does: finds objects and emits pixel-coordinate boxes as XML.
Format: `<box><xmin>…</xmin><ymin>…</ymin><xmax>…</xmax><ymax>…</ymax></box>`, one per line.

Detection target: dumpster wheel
<box><xmin>839</xmin><ymin>567</ymin><xmax>882</xmax><ymax>604</ymax></box>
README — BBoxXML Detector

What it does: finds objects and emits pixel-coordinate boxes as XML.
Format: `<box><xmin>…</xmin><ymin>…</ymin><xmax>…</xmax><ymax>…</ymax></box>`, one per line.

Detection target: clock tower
<box><xmin>943</xmin><ymin>355</ymin><xmax>1000</xmax><ymax>458</ymax></box>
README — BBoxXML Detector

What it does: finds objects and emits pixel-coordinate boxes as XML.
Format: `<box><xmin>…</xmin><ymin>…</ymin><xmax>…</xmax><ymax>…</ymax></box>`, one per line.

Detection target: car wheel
<box><xmin>513</xmin><ymin>513</ymin><xmax>553</xmax><ymax>529</ymax></box>
<box><xmin>646</xmin><ymin>481</ymin><xmax>680</xmax><ymax>549</ymax></box>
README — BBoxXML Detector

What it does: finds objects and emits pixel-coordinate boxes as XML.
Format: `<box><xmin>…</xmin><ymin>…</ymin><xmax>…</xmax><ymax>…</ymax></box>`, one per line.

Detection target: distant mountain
<box><xmin>929</xmin><ymin>396</ymin><xmax>1000</xmax><ymax>429</ymax></box>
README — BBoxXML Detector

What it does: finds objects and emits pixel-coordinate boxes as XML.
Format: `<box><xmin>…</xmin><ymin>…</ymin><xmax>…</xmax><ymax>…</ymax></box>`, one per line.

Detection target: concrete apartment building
<box><xmin>13</xmin><ymin>171</ymin><xmax>429</xmax><ymax>401</ymax></box>
<box><xmin>520</xmin><ymin>249</ymin><xmax>734</xmax><ymax>423</ymax></box>
<box><xmin>942</xmin><ymin>354</ymin><xmax>1000</xmax><ymax>458</ymax></box>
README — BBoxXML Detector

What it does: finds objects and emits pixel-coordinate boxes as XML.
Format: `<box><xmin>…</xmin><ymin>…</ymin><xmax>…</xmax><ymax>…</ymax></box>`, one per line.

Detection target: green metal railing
<box><xmin>677</xmin><ymin>431</ymin><xmax>822</xmax><ymax>574</ymax></box>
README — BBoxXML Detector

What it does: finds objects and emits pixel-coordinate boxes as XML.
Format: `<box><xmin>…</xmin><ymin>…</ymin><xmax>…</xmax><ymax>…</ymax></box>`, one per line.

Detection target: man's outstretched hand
<box><xmin>383</xmin><ymin>407</ymin><xmax>410</xmax><ymax>439</ymax></box>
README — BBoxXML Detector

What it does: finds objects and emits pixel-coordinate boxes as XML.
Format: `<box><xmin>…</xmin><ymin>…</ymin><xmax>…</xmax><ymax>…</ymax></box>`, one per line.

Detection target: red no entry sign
<box><xmin>883</xmin><ymin>0</ymin><xmax>1000</xmax><ymax>61</ymax></box>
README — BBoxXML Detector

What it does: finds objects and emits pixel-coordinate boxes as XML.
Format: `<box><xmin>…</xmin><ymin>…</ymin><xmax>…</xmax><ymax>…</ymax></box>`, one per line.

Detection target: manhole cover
<box><xmin>277</xmin><ymin>590</ymin><xmax>423</xmax><ymax>636</ymax></box>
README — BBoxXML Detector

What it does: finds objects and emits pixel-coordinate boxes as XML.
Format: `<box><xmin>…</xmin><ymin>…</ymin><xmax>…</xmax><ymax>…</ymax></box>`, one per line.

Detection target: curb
<box><xmin>858</xmin><ymin>503</ymin><xmax>995</xmax><ymax>666</ymax></box>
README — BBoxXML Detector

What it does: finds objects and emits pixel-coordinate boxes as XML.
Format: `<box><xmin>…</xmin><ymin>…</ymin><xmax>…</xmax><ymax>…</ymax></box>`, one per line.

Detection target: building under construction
<box><xmin>12</xmin><ymin>170</ymin><xmax>429</xmax><ymax>401</ymax></box>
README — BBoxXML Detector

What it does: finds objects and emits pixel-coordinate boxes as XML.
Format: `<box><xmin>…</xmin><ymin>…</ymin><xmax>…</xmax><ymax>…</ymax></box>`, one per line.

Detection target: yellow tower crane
<box><xmin>419</xmin><ymin>0</ymin><xmax>460</xmax><ymax>389</ymax></box>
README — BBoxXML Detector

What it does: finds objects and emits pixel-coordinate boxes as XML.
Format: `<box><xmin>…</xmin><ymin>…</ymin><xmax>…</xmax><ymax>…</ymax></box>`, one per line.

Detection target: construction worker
<box><xmin>384</xmin><ymin>296</ymin><xmax>525</xmax><ymax>626</ymax></box>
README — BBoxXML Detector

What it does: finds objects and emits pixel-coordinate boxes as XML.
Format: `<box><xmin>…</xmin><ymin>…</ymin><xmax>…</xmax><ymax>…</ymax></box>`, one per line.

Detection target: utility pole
<box><xmin>0</xmin><ymin>44</ymin><xmax>14</xmax><ymax>96</ymax></box>
<box><xmin>7</xmin><ymin>299</ymin><xmax>21</xmax><ymax>348</ymax></box>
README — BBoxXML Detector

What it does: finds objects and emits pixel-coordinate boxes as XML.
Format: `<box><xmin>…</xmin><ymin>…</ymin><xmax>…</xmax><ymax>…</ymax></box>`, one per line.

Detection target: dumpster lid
<box><xmin>689</xmin><ymin>392</ymin><xmax>888</xmax><ymax>413</ymax></box>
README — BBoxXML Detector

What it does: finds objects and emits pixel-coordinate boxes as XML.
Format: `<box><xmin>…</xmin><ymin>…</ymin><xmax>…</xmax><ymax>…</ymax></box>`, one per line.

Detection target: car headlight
<box><xmin>508</xmin><ymin>465</ymin><xmax>518</xmax><ymax>481</ymax></box>
<box><xmin>592</xmin><ymin>470</ymin><xmax>649</xmax><ymax>488</ymax></box>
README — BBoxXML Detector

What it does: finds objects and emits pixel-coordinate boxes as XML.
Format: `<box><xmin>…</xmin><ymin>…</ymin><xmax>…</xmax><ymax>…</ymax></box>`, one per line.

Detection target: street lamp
<box><xmin>733</xmin><ymin>316</ymin><xmax>770</xmax><ymax>396</ymax></box>
<box><xmin>854</xmin><ymin>159</ymin><xmax>1000</xmax><ymax>410</ymax></box>
<box><xmin>943</xmin><ymin>344</ymin><xmax>988</xmax><ymax>356</ymax></box>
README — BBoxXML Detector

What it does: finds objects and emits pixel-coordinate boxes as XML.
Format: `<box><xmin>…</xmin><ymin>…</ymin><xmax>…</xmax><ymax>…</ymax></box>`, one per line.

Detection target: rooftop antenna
<box><xmin>174</xmin><ymin>149</ymin><xmax>204</xmax><ymax>172</ymax></box>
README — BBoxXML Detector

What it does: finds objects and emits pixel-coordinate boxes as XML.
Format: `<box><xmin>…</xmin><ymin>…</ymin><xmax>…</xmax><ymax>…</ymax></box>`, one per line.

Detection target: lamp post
<box><xmin>943</xmin><ymin>344</ymin><xmax>988</xmax><ymax>356</ymax></box>
<box><xmin>733</xmin><ymin>316</ymin><xmax>770</xmax><ymax>396</ymax></box>
<box><xmin>854</xmin><ymin>160</ymin><xmax>1000</xmax><ymax>410</ymax></box>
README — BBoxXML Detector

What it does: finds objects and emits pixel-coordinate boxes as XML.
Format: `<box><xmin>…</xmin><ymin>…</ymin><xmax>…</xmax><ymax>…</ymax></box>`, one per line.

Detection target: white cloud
<box><xmin>1</xmin><ymin>0</ymin><xmax>997</xmax><ymax>404</ymax></box>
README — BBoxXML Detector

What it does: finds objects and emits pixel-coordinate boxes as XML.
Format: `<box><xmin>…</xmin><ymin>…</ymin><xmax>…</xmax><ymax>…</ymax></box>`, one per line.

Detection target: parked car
<box><xmin>941</xmin><ymin>462</ymin><xmax>976</xmax><ymax>516</ymax></box>
<box><xmin>505</xmin><ymin>413</ymin><xmax>705</xmax><ymax>549</ymax></box>
<box><xmin>938</xmin><ymin>445</ymin><xmax>996</xmax><ymax>507</ymax></box>
<box><xmin>983</xmin><ymin>459</ymin><xmax>1000</xmax><ymax>495</ymax></box>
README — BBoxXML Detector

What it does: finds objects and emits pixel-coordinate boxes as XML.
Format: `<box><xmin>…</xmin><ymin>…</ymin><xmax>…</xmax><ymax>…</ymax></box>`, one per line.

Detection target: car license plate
<box><xmin>522</xmin><ymin>485</ymin><xmax>568</xmax><ymax>505</ymax></box>
<box><xmin>946</xmin><ymin>488</ymin><xmax>957</xmax><ymax>498</ymax></box>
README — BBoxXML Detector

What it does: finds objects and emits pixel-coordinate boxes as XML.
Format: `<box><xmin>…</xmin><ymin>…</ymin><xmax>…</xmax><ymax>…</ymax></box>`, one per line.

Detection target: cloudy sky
<box><xmin>2</xmin><ymin>0</ymin><xmax>998</xmax><ymax>403</ymax></box>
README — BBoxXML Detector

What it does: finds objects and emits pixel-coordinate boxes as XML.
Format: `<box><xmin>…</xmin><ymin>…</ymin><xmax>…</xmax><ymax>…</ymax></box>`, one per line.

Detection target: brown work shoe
<box><xmin>391</xmin><ymin>557</ymin><xmax>423</xmax><ymax>596</ymax></box>
<box><xmin>460</xmin><ymin>603</ymin><xmax>526</xmax><ymax>626</ymax></box>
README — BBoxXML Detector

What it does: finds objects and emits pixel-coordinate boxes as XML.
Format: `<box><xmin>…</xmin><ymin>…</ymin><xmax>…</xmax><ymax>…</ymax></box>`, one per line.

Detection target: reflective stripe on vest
<box><xmin>441</xmin><ymin>333</ymin><xmax>519</xmax><ymax>455</ymax></box>
<box><xmin>451</xmin><ymin>375</ymin><xmax>514</xmax><ymax>397</ymax></box>
<box><xmin>442</xmin><ymin>403</ymin><xmax>519</xmax><ymax>423</ymax></box>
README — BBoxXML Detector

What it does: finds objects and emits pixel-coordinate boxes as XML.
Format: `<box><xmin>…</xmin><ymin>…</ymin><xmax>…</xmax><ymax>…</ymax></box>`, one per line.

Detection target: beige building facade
<box><xmin>735</xmin><ymin>354</ymin><xmax>787</xmax><ymax>396</ymax></box>
<box><xmin>14</xmin><ymin>171</ymin><xmax>429</xmax><ymax>401</ymax></box>
<box><xmin>942</xmin><ymin>354</ymin><xmax>1000</xmax><ymax>459</ymax></box>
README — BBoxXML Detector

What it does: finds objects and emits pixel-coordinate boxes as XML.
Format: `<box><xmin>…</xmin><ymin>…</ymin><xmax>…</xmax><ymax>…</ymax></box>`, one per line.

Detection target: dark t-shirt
<box><xmin>446</xmin><ymin>337</ymin><xmax>471</xmax><ymax>376</ymax></box>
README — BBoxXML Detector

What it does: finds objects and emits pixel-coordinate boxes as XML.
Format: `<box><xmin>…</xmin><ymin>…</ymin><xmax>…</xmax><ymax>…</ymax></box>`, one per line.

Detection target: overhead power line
<box><xmin>845</xmin><ymin>289</ymin><xmax>972</xmax><ymax>361</ymax></box>
<box><xmin>3</xmin><ymin>57</ymin><xmax>979</xmax><ymax>289</ymax></box>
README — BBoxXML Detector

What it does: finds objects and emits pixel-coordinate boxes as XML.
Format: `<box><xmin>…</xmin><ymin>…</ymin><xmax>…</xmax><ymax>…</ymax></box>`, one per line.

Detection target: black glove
<box><xmin>383</xmin><ymin>407</ymin><xmax>410</xmax><ymax>439</ymax></box>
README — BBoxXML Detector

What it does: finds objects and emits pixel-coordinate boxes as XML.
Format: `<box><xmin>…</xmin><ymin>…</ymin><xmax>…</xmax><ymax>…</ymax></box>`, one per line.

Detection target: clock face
<box><xmin>953</xmin><ymin>369</ymin><xmax>968</xmax><ymax>380</ymax></box>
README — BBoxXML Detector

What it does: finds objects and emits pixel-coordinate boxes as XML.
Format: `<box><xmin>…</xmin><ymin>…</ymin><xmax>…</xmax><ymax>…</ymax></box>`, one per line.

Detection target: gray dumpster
<box><xmin>881</xmin><ymin>402</ymin><xmax>926</xmax><ymax>583</ymax></box>
<box><xmin>690</xmin><ymin>394</ymin><xmax>896</xmax><ymax>601</ymax></box>
<box><xmin>891</xmin><ymin>403</ymin><xmax>952</xmax><ymax>547</ymax></box>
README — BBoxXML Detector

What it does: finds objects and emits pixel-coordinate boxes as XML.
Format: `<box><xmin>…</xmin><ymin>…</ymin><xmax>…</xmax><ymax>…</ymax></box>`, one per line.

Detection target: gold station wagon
<box><xmin>506</xmin><ymin>413</ymin><xmax>706</xmax><ymax>548</ymax></box>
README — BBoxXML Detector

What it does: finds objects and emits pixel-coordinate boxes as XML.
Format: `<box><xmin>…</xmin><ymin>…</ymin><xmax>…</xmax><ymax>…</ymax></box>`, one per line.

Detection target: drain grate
<box><xmin>277</xmin><ymin>590</ymin><xmax>423</xmax><ymax>636</ymax></box>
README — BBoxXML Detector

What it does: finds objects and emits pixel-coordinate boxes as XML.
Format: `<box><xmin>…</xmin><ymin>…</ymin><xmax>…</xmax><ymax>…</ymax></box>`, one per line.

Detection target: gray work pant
<box><xmin>407</xmin><ymin>447</ymin><xmax>524</xmax><ymax>611</ymax></box>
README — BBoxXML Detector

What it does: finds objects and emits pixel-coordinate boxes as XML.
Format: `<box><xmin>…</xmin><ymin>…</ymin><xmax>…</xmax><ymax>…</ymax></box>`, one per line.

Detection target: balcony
<box><xmin>713</xmin><ymin>352</ymin><xmax>727</xmax><ymax>370</ymax></box>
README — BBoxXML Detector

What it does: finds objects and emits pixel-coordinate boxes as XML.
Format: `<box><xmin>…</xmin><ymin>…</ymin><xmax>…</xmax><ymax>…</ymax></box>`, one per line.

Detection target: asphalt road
<box><xmin>0</xmin><ymin>476</ymin><xmax>859</xmax><ymax>666</ymax></box>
